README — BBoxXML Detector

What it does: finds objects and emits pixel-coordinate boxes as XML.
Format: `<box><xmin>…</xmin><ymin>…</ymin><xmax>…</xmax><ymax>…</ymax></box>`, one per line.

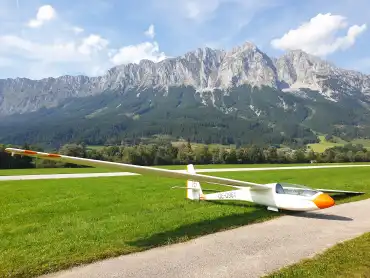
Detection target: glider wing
<box><xmin>5</xmin><ymin>148</ymin><xmax>270</xmax><ymax>190</ymax></box>
<box><xmin>315</xmin><ymin>188</ymin><xmax>365</xmax><ymax>195</ymax></box>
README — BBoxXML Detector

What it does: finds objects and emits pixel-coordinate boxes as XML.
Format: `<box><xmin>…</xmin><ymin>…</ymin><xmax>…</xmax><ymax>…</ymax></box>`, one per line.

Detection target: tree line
<box><xmin>1</xmin><ymin>142</ymin><xmax>370</xmax><ymax>169</ymax></box>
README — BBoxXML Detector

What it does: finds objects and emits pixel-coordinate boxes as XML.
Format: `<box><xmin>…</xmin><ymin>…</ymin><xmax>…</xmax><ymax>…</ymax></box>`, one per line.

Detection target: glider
<box><xmin>5</xmin><ymin>148</ymin><xmax>365</xmax><ymax>212</ymax></box>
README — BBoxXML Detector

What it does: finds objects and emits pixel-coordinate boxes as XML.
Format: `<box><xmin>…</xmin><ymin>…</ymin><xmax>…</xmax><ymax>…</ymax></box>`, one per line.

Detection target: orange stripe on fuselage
<box><xmin>24</xmin><ymin>150</ymin><xmax>37</xmax><ymax>155</ymax></box>
<box><xmin>47</xmin><ymin>153</ymin><xmax>61</xmax><ymax>158</ymax></box>
<box><xmin>38</xmin><ymin>153</ymin><xmax>61</xmax><ymax>158</ymax></box>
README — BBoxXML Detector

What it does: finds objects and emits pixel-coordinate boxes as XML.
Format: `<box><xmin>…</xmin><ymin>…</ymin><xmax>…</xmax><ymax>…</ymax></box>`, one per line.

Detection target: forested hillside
<box><xmin>2</xmin><ymin>84</ymin><xmax>369</xmax><ymax>148</ymax></box>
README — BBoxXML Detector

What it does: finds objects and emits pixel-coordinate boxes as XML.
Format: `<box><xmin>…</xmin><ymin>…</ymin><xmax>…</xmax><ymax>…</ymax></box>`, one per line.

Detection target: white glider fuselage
<box><xmin>199</xmin><ymin>184</ymin><xmax>334</xmax><ymax>212</ymax></box>
<box><xmin>184</xmin><ymin>165</ymin><xmax>335</xmax><ymax>212</ymax></box>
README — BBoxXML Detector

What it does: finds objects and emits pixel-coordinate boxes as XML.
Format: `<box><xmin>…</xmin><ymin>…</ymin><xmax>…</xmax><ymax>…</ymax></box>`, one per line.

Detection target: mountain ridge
<box><xmin>1</xmin><ymin>41</ymin><xmax>370</xmax><ymax>116</ymax></box>
<box><xmin>1</xmin><ymin>41</ymin><xmax>370</xmax><ymax>147</ymax></box>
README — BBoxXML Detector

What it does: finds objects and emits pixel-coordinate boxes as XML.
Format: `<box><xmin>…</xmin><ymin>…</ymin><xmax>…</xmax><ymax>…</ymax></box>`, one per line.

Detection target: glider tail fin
<box><xmin>186</xmin><ymin>164</ymin><xmax>204</xmax><ymax>200</ymax></box>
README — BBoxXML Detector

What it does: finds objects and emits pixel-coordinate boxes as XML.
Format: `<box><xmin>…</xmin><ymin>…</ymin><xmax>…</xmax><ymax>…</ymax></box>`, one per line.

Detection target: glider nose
<box><xmin>313</xmin><ymin>193</ymin><xmax>335</xmax><ymax>209</ymax></box>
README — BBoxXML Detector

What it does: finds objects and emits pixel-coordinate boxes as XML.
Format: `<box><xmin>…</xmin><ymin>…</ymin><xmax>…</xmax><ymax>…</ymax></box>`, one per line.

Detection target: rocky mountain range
<box><xmin>1</xmin><ymin>41</ymin><xmax>370</xmax><ymax>116</ymax></box>
<box><xmin>1</xmin><ymin>41</ymin><xmax>370</xmax><ymax>147</ymax></box>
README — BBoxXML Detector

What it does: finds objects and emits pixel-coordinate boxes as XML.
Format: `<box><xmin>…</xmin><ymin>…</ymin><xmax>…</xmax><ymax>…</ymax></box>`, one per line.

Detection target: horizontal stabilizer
<box><xmin>171</xmin><ymin>186</ymin><xmax>222</xmax><ymax>193</ymax></box>
<box><xmin>172</xmin><ymin>186</ymin><xmax>200</xmax><ymax>190</ymax></box>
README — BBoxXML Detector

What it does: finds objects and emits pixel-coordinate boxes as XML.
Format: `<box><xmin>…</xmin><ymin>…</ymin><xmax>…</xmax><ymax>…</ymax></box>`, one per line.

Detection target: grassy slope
<box><xmin>265</xmin><ymin>232</ymin><xmax>370</xmax><ymax>278</ymax></box>
<box><xmin>170</xmin><ymin>141</ymin><xmax>236</xmax><ymax>150</ymax></box>
<box><xmin>307</xmin><ymin>135</ymin><xmax>370</xmax><ymax>152</ymax></box>
<box><xmin>0</xmin><ymin>167</ymin><xmax>369</xmax><ymax>277</ymax></box>
<box><xmin>84</xmin><ymin>136</ymin><xmax>370</xmax><ymax>153</ymax></box>
<box><xmin>83</xmin><ymin>135</ymin><xmax>370</xmax><ymax>153</ymax></box>
<box><xmin>351</xmin><ymin>138</ymin><xmax>370</xmax><ymax>147</ymax></box>
<box><xmin>307</xmin><ymin>135</ymin><xmax>346</xmax><ymax>152</ymax></box>
<box><xmin>86</xmin><ymin>145</ymin><xmax>106</xmax><ymax>150</ymax></box>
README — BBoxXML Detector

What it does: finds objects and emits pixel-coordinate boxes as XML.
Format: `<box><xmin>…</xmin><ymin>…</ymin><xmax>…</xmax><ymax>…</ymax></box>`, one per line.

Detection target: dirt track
<box><xmin>40</xmin><ymin>198</ymin><xmax>370</xmax><ymax>278</ymax></box>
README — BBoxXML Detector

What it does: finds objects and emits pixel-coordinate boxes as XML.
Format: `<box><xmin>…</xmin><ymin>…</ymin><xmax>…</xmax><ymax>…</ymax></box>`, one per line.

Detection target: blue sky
<box><xmin>0</xmin><ymin>0</ymin><xmax>369</xmax><ymax>79</ymax></box>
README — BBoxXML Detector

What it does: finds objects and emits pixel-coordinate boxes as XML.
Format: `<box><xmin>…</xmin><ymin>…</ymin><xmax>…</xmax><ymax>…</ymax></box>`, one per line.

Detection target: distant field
<box><xmin>307</xmin><ymin>135</ymin><xmax>370</xmax><ymax>152</ymax></box>
<box><xmin>87</xmin><ymin>142</ymin><xmax>235</xmax><ymax>151</ymax></box>
<box><xmin>266</xmin><ymin>232</ymin><xmax>370</xmax><ymax>278</ymax></box>
<box><xmin>86</xmin><ymin>145</ymin><xmax>105</xmax><ymax>150</ymax></box>
<box><xmin>170</xmin><ymin>141</ymin><xmax>235</xmax><ymax>150</ymax></box>
<box><xmin>351</xmin><ymin>138</ymin><xmax>370</xmax><ymax>147</ymax></box>
<box><xmin>1</xmin><ymin>166</ymin><xmax>369</xmax><ymax>277</ymax></box>
<box><xmin>87</xmin><ymin>142</ymin><xmax>236</xmax><ymax>151</ymax></box>
<box><xmin>307</xmin><ymin>135</ymin><xmax>346</xmax><ymax>152</ymax></box>
<box><xmin>88</xmin><ymin>136</ymin><xmax>370</xmax><ymax>153</ymax></box>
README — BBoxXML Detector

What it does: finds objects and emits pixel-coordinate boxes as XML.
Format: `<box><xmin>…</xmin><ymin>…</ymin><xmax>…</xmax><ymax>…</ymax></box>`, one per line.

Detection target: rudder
<box><xmin>186</xmin><ymin>164</ymin><xmax>203</xmax><ymax>200</ymax></box>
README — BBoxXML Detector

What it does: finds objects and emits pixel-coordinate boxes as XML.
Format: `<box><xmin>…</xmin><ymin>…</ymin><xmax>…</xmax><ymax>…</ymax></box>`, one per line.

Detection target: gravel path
<box><xmin>41</xmin><ymin>198</ymin><xmax>370</xmax><ymax>278</ymax></box>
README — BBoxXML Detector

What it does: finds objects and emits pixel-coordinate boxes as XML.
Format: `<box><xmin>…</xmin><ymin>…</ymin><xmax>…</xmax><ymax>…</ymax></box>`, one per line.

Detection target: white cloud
<box><xmin>184</xmin><ymin>0</ymin><xmax>220</xmax><ymax>19</ymax></box>
<box><xmin>111</xmin><ymin>41</ymin><xmax>166</xmax><ymax>65</ymax></box>
<box><xmin>0</xmin><ymin>35</ymin><xmax>107</xmax><ymax>63</ymax></box>
<box><xmin>72</xmin><ymin>26</ymin><xmax>84</xmax><ymax>34</ymax></box>
<box><xmin>0</xmin><ymin>32</ymin><xmax>116</xmax><ymax>79</ymax></box>
<box><xmin>271</xmin><ymin>13</ymin><xmax>367</xmax><ymax>56</ymax></box>
<box><xmin>0</xmin><ymin>33</ymin><xmax>167</xmax><ymax>78</ymax></box>
<box><xmin>144</xmin><ymin>24</ymin><xmax>155</xmax><ymax>39</ymax></box>
<box><xmin>0</xmin><ymin>29</ymin><xmax>167</xmax><ymax>79</ymax></box>
<box><xmin>28</xmin><ymin>5</ymin><xmax>57</xmax><ymax>28</ymax></box>
<box><xmin>148</xmin><ymin>0</ymin><xmax>221</xmax><ymax>21</ymax></box>
<box><xmin>78</xmin><ymin>34</ymin><xmax>109</xmax><ymax>55</ymax></box>
<box><xmin>165</xmin><ymin>0</ymin><xmax>278</xmax><ymax>21</ymax></box>
<box><xmin>0</xmin><ymin>2</ymin><xmax>171</xmax><ymax>79</ymax></box>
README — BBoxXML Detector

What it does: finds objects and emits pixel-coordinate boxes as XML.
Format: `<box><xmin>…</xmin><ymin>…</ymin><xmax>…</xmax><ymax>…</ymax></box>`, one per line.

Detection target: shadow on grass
<box><xmin>330</xmin><ymin>193</ymin><xmax>366</xmax><ymax>202</ymax></box>
<box><xmin>283</xmin><ymin>194</ymin><xmax>359</xmax><ymax>221</ymax></box>
<box><xmin>128</xmin><ymin>207</ymin><xmax>277</xmax><ymax>249</ymax></box>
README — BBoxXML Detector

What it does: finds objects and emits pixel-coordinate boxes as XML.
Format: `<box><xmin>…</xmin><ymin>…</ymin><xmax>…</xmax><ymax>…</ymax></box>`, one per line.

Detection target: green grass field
<box><xmin>2</xmin><ymin>162</ymin><xmax>370</xmax><ymax>176</ymax></box>
<box><xmin>265</xmin><ymin>232</ymin><xmax>370</xmax><ymax>278</ymax></box>
<box><xmin>1</xmin><ymin>167</ymin><xmax>370</xmax><ymax>277</ymax></box>
<box><xmin>0</xmin><ymin>167</ymin><xmax>118</xmax><ymax>176</ymax></box>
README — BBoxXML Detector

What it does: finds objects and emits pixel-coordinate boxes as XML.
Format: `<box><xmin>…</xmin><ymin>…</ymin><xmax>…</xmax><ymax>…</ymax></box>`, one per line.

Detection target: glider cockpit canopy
<box><xmin>275</xmin><ymin>182</ymin><xmax>319</xmax><ymax>197</ymax></box>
